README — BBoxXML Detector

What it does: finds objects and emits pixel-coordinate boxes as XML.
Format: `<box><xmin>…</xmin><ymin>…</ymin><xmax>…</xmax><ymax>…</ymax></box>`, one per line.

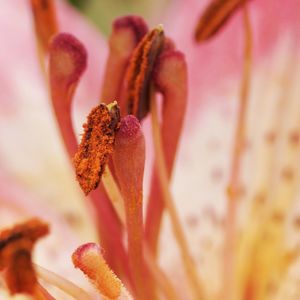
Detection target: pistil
<box><xmin>72</xmin><ymin>243</ymin><xmax>128</xmax><ymax>300</ymax></box>
<box><xmin>49</xmin><ymin>32</ymin><xmax>87</xmax><ymax>158</ymax></box>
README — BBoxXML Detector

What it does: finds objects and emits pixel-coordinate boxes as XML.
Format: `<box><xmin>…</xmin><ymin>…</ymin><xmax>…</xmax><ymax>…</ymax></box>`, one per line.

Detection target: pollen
<box><xmin>0</xmin><ymin>219</ymin><xmax>49</xmax><ymax>295</ymax></box>
<box><xmin>74</xmin><ymin>102</ymin><xmax>120</xmax><ymax>195</ymax></box>
<box><xmin>125</xmin><ymin>26</ymin><xmax>165</xmax><ymax>120</ymax></box>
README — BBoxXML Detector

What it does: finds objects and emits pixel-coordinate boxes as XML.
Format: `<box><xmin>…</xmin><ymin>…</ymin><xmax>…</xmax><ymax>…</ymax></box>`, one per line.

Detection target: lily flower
<box><xmin>1</xmin><ymin>0</ymin><xmax>300</xmax><ymax>300</ymax></box>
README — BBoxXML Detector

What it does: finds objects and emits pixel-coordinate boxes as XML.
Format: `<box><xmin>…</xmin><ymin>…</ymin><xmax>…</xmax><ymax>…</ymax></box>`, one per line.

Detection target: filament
<box><xmin>100</xmin><ymin>165</ymin><xmax>178</xmax><ymax>299</ymax></box>
<box><xmin>150</xmin><ymin>91</ymin><xmax>205</xmax><ymax>300</ymax></box>
<box><xmin>35</xmin><ymin>264</ymin><xmax>93</xmax><ymax>300</ymax></box>
<box><xmin>223</xmin><ymin>5</ymin><xmax>253</xmax><ymax>300</ymax></box>
<box><xmin>102</xmin><ymin>168</ymin><xmax>126</xmax><ymax>225</ymax></box>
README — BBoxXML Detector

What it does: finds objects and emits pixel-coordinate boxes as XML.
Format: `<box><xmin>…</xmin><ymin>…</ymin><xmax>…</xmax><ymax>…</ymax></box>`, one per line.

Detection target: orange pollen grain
<box><xmin>73</xmin><ymin>103</ymin><xmax>120</xmax><ymax>195</ymax></box>
<box><xmin>125</xmin><ymin>26</ymin><xmax>164</xmax><ymax>120</ymax></box>
<box><xmin>194</xmin><ymin>0</ymin><xmax>249</xmax><ymax>42</ymax></box>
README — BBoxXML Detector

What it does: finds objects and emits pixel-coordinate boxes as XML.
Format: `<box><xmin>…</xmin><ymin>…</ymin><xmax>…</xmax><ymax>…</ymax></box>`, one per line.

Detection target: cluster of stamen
<box><xmin>3</xmin><ymin>0</ymin><xmax>299</xmax><ymax>300</ymax></box>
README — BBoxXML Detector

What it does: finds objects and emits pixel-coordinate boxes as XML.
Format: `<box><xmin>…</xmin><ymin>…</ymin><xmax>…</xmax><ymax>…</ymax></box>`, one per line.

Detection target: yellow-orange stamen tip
<box><xmin>194</xmin><ymin>0</ymin><xmax>249</xmax><ymax>42</ymax></box>
<box><xmin>73</xmin><ymin>103</ymin><xmax>120</xmax><ymax>195</ymax></box>
<box><xmin>72</xmin><ymin>243</ymin><xmax>122</xmax><ymax>299</ymax></box>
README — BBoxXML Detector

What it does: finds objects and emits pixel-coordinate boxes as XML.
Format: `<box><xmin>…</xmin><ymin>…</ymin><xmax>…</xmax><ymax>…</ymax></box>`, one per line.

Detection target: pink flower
<box><xmin>1</xmin><ymin>0</ymin><xmax>300</xmax><ymax>299</ymax></box>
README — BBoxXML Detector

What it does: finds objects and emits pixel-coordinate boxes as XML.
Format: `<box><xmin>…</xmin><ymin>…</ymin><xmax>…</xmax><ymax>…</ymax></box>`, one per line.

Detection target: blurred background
<box><xmin>66</xmin><ymin>0</ymin><xmax>170</xmax><ymax>34</ymax></box>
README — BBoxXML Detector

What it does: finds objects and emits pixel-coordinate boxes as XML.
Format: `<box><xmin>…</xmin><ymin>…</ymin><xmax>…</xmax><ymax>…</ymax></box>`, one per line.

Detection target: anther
<box><xmin>101</xmin><ymin>16</ymin><xmax>148</xmax><ymax>103</ymax></box>
<box><xmin>0</xmin><ymin>219</ymin><xmax>49</xmax><ymax>295</ymax></box>
<box><xmin>194</xmin><ymin>0</ymin><xmax>249</xmax><ymax>42</ymax></box>
<box><xmin>74</xmin><ymin>102</ymin><xmax>120</xmax><ymax>195</ymax></box>
<box><xmin>124</xmin><ymin>26</ymin><xmax>165</xmax><ymax>120</ymax></box>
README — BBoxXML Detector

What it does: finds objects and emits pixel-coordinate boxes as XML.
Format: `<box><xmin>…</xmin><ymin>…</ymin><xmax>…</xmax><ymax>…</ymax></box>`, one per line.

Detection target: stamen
<box><xmin>224</xmin><ymin>5</ymin><xmax>252</xmax><ymax>300</ymax></box>
<box><xmin>49</xmin><ymin>32</ymin><xmax>87</xmax><ymax>158</ymax></box>
<box><xmin>145</xmin><ymin>50</ymin><xmax>187</xmax><ymax>255</ymax></box>
<box><xmin>150</xmin><ymin>93</ymin><xmax>205</xmax><ymax>300</ymax></box>
<box><xmin>113</xmin><ymin>115</ymin><xmax>148</xmax><ymax>299</ymax></box>
<box><xmin>73</xmin><ymin>102</ymin><xmax>120</xmax><ymax>195</ymax></box>
<box><xmin>49</xmin><ymin>34</ymin><xmax>127</xmax><ymax>279</ymax></box>
<box><xmin>72</xmin><ymin>243</ymin><xmax>125</xmax><ymax>299</ymax></box>
<box><xmin>101</xmin><ymin>16</ymin><xmax>148</xmax><ymax>104</ymax></box>
<box><xmin>124</xmin><ymin>26</ymin><xmax>165</xmax><ymax>120</ymax></box>
<box><xmin>30</xmin><ymin>0</ymin><xmax>58</xmax><ymax>54</ymax></box>
<box><xmin>194</xmin><ymin>0</ymin><xmax>249</xmax><ymax>42</ymax></box>
<box><xmin>0</xmin><ymin>219</ymin><xmax>49</xmax><ymax>295</ymax></box>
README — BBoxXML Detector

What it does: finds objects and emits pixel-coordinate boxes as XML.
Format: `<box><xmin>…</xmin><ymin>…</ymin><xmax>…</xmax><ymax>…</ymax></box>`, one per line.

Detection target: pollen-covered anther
<box><xmin>194</xmin><ymin>0</ymin><xmax>249</xmax><ymax>42</ymax></box>
<box><xmin>30</xmin><ymin>0</ymin><xmax>58</xmax><ymax>52</ymax></box>
<box><xmin>101</xmin><ymin>16</ymin><xmax>148</xmax><ymax>103</ymax></box>
<box><xmin>125</xmin><ymin>25</ymin><xmax>165</xmax><ymax>120</ymax></box>
<box><xmin>0</xmin><ymin>219</ymin><xmax>49</xmax><ymax>295</ymax></box>
<box><xmin>74</xmin><ymin>102</ymin><xmax>121</xmax><ymax>195</ymax></box>
<box><xmin>72</xmin><ymin>243</ymin><xmax>122</xmax><ymax>299</ymax></box>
